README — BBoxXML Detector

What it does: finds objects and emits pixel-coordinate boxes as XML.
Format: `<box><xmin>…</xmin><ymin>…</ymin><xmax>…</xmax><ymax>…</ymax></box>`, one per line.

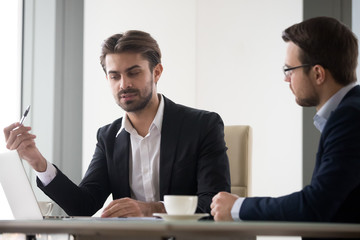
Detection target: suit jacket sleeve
<box><xmin>240</xmin><ymin>97</ymin><xmax>360</xmax><ymax>222</ymax></box>
<box><xmin>160</xmin><ymin>100</ymin><xmax>231</xmax><ymax>214</ymax></box>
<box><xmin>37</xmin><ymin>126</ymin><xmax>113</xmax><ymax>216</ymax></box>
<box><xmin>196</xmin><ymin>112</ymin><xmax>231</xmax><ymax>213</ymax></box>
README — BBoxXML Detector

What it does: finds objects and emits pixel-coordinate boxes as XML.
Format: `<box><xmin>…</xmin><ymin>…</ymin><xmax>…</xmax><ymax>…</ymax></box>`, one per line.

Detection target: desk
<box><xmin>1</xmin><ymin>219</ymin><xmax>360</xmax><ymax>240</ymax></box>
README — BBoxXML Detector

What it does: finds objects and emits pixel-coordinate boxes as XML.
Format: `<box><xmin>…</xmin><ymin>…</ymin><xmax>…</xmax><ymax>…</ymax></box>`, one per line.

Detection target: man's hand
<box><xmin>101</xmin><ymin>197</ymin><xmax>166</xmax><ymax>218</ymax></box>
<box><xmin>210</xmin><ymin>192</ymin><xmax>239</xmax><ymax>221</ymax></box>
<box><xmin>4</xmin><ymin>122</ymin><xmax>47</xmax><ymax>172</ymax></box>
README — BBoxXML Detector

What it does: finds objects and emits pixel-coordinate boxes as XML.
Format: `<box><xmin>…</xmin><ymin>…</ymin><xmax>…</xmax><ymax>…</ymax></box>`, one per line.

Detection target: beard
<box><xmin>294</xmin><ymin>88</ymin><xmax>319</xmax><ymax>107</ymax></box>
<box><xmin>290</xmin><ymin>81</ymin><xmax>319</xmax><ymax>107</ymax></box>
<box><xmin>295</xmin><ymin>96</ymin><xmax>319</xmax><ymax>107</ymax></box>
<box><xmin>116</xmin><ymin>78</ymin><xmax>154</xmax><ymax>113</ymax></box>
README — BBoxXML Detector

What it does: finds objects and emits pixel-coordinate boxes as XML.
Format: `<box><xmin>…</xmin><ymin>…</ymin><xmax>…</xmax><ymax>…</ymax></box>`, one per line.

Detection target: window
<box><xmin>0</xmin><ymin>0</ymin><xmax>22</xmax><ymax>220</ymax></box>
<box><xmin>0</xmin><ymin>0</ymin><xmax>22</xmax><ymax>152</ymax></box>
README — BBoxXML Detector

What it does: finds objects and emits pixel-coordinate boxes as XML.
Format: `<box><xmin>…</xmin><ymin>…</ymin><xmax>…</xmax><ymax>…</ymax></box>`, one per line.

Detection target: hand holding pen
<box><xmin>4</xmin><ymin>105</ymin><xmax>33</xmax><ymax>147</ymax></box>
<box><xmin>4</xmin><ymin>104</ymin><xmax>47</xmax><ymax>171</ymax></box>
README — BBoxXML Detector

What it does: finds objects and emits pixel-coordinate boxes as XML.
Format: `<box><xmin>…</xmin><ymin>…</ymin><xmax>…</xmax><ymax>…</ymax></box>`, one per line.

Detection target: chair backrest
<box><xmin>224</xmin><ymin>125</ymin><xmax>252</xmax><ymax>197</ymax></box>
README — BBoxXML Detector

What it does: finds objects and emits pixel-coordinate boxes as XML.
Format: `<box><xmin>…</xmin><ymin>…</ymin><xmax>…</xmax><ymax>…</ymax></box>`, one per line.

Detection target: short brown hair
<box><xmin>282</xmin><ymin>16</ymin><xmax>358</xmax><ymax>85</ymax></box>
<box><xmin>100</xmin><ymin>30</ymin><xmax>161</xmax><ymax>73</ymax></box>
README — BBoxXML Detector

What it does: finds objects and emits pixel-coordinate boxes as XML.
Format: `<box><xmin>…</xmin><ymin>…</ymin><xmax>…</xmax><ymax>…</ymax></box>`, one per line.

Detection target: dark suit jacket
<box><xmin>38</xmin><ymin>96</ymin><xmax>230</xmax><ymax>216</ymax></box>
<box><xmin>240</xmin><ymin>85</ymin><xmax>360</xmax><ymax>224</ymax></box>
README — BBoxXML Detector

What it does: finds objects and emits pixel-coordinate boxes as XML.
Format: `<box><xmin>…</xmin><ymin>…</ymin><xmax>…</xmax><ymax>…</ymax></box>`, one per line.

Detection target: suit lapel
<box><xmin>159</xmin><ymin>96</ymin><xmax>185</xmax><ymax>199</ymax></box>
<box><xmin>113</xmin><ymin>128</ymin><xmax>131</xmax><ymax>198</ymax></box>
<box><xmin>316</xmin><ymin>85</ymin><xmax>360</xmax><ymax>173</ymax></box>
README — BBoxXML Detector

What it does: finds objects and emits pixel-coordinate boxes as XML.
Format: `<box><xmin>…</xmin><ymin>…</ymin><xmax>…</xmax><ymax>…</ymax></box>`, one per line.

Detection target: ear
<box><xmin>313</xmin><ymin>64</ymin><xmax>326</xmax><ymax>85</ymax></box>
<box><xmin>153</xmin><ymin>63</ymin><xmax>163</xmax><ymax>84</ymax></box>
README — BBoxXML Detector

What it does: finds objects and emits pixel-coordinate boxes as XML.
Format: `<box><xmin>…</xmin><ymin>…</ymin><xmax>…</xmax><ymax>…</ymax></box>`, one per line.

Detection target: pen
<box><xmin>19</xmin><ymin>105</ymin><xmax>31</xmax><ymax>125</ymax></box>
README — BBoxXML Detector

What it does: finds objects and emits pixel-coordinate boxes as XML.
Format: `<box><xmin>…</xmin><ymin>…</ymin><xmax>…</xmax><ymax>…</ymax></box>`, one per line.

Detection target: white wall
<box><xmin>83</xmin><ymin>0</ymin><xmax>303</xmax><ymax>200</ymax></box>
<box><xmin>82</xmin><ymin>0</ymin><xmax>198</xmax><ymax>172</ymax></box>
<box><xmin>196</xmin><ymin>0</ymin><xmax>303</xmax><ymax>196</ymax></box>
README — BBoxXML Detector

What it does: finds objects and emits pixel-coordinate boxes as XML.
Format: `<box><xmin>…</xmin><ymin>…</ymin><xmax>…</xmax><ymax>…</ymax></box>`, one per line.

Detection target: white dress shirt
<box><xmin>313</xmin><ymin>83</ymin><xmax>357</xmax><ymax>133</ymax></box>
<box><xmin>35</xmin><ymin>161</ymin><xmax>58</xmax><ymax>186</ymax></box>
<box><xmin>231</xmin><ymin>83</ymin><xmax>359</xmax><ymax>221</ymax></box>
<box><xmin>116</xmin><ymin>94</ymin><xmax>164</xmax><ymax>202</ymax></box>
<box><xmin>37</xmin><ymin>94</ymin><xmax>165</xmax><ymax>204</ymax></box>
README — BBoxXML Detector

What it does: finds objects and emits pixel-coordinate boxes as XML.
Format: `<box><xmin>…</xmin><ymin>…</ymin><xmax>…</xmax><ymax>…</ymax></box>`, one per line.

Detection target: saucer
<box><xmin>153</xmin><ymin>213</ymin><xmax>209</xmax><ymax>221</ymax></box>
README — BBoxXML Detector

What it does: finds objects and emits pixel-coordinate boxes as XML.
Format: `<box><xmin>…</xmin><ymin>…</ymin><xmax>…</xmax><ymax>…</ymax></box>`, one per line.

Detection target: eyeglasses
<box><xmin>283</xmin><ymin>64</ymin><xmax>311</xmax><ymax>78</ymax></box>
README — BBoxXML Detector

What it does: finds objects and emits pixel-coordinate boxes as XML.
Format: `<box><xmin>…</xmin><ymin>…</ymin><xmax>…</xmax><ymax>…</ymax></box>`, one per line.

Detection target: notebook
<box><xmin>0</xmin><ymin>150</ymin><xmax>44</xmax><ymax>220</ymax></box>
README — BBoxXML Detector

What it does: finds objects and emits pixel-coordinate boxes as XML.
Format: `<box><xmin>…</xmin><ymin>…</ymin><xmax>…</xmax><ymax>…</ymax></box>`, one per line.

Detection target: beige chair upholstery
<box><xmin>224</xmin><ymin>125</ymin><xmax>252</xmax><ymax>197</ymax></box>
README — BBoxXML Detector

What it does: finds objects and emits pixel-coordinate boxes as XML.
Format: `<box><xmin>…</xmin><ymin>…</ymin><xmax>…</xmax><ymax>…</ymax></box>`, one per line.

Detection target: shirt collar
<box><xmin>116</xmin><ymin>94</ymin><xmax>165</xmax><ymax>137</ymax></box>
<box><xmin>313</xmin><ymin>83</ymin><xmax>358</xmax><ymax>132</ymax></box>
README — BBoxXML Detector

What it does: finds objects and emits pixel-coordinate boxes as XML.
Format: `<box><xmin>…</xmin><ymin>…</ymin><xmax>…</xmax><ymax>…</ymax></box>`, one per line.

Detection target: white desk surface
<box><xmin>1</xmin><ymin>219</ymin><xmax>360</xmax><ymax>240</ymax></box>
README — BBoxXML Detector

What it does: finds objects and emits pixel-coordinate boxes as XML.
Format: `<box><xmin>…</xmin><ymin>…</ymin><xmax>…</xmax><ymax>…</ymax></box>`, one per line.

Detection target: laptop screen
<box><xmin>0</xmin><ymin>151</ymin><xmax>43</xmax><ymax>220</ymax></box>
<box><xmin>0</xmin><ymin>182</ymin><xmax>13</xmax><ymax>220</ymax></box>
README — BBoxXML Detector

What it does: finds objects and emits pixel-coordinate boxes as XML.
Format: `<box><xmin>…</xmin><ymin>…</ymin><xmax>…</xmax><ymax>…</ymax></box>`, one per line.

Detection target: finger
<box><xmin>7</xmin><ymin>133</ymin><xmax>36</xmax><ymax>150</ymax></box>
<box><xmin>210</xmin><ymin>208</ymin><xmax>215</xmax><ymax>217</ymax></box>
<box><xmin>102</xmin><ymin>199</ymin><xmax>142</xmax><ymax>218</ymax></box>
<box><xmin>212</xmin><ymin>194</ymin><xmax>223</xmax><ymax>206</ymax></box>
<box><xmin>101</xmin><ymin>209</ymin><xmax>113</xmax><ymax>218</ymax></box>
<box><xmin>217</xmin><ymin>191</ymin><xmax>227</xmax><ymax>198</ymax></box>
<box><xmin>104</xmin><ymin>208</ymin><xmax>133</xmax><ymax>218</ymax></box>
<box><xmin>103</xmin><ymin>198</ymin><xmax>131</xmax><ymax>212</ymax></box>
<box><xmin>6</xmin><ymin>126</ymin><xmax>32</xmax><ymax>145</ymax></box>
<box><xmin>102</xmin><ymin>200</ymin><xmax>117</xmax><ymax>212</ymax></box>
<box><xmin>212</xmin><ymin>193</ymin><xmax>220</xmax><ymax>202</ymax></box>
<box><xmin>102</xmin><ymin>199</ymin><xmax>129</xmax><ymax>217</ymax></box>
<box><xmin>102</xmin><ymin>203</ymin><xmax>133</xmax><ymax>218</ymax></box>
<box><xmin>11</xmin><ymin>125</ymin><xmax>32</xmax><ymax>138</ymax></box>
<box><xmin>213</xmin><ymin>211</ymin><xmax>225</xmax><ymax>222</ymax></box>
<box><xmin>4</xmin><ymin>123</ymin><xmax>20</xmax><ymax>140</ymax></box>
<box><xmin>213</xmin><ymin>212</ymin><xmax>222</xmax><ymax>221</ymax></box>
<box><xmin>114</xmin><ymin>204</ymin><xmax>142</xmax><ymax>218</ymax></box>
<box><xmin>101</xmin><ymin>205</ymin><xmax>116</xmax><ymax>217</ymax></box>
<box><xmin>7</xmin><ymin>133</ymin><xmax>34</xmax><ymax>150</ymax></box>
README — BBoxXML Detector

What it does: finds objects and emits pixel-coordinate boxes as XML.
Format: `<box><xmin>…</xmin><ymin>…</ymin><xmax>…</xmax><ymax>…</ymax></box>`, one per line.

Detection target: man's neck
<box><xmin>316</xmin><ymin>80</ymin><xmax>344</xmax><ymax>111</ymax></box>
<box><xmin>127</xmin><ymin>94</ymin><xmax>160</xmax><ymax>137</ymax></box>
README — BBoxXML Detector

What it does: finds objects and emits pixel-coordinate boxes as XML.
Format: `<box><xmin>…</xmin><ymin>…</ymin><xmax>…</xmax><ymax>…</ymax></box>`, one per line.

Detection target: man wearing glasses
<box><xmin>211</xmin><ymin>16</ymin><xmax>360</xmax><ymax>225</ymax></box>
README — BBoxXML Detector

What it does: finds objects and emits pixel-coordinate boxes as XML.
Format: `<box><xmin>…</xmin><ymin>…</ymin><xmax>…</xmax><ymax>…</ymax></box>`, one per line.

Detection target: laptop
<box><xmin>0</xmin><ymin>150</ymin><xmax>44</xmax><ymax>220</ymax></box>
<box><xmin>0</xmin><ymin>151</ymin><xmax>106</xmax><ymax>220</ymax></box>
<box><xmin>0</xmin><ymin>151</ymin><xmax>160</xmax><ymax>221</ymax></box>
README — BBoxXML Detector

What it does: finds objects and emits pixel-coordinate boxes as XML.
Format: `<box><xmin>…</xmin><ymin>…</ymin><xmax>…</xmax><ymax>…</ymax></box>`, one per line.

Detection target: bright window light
<box><xmin>0</xmin><ymin>0</ymin><xmax>22</xmax><ymax>219</ymax></box>
<box><xmin>0</xmin><ymin>0</ymin><xmax>21</xmax><ymax>153</ymax></box>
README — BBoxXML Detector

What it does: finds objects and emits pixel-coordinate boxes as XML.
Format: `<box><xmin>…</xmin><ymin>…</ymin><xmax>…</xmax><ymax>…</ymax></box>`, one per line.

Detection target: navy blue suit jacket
<box><xmin>38</xmin><ymin>96</ymin><xmax>230</xmax><ymax>216</ymax></box>
<box><xmin>240</xmin><ymin>85</ymin><xmax>360</xmax><ymax>223</ymax></box>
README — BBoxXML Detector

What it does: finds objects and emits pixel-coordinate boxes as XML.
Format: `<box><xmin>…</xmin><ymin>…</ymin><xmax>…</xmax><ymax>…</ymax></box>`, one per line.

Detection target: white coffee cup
<box><xmin>38</xmin><ymin>201</ymin><xmax>54</xmax><ymax>216</ymax></box>
<box><xmin>164</xmin><ymin>195</ymin><xmax>198</xmax><ymax>215</ymax></box>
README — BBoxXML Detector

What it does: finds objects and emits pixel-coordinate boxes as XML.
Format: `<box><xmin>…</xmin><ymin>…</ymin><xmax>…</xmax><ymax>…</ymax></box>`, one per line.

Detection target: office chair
<box><xmin>224</xmin><ymin>125</ymin><xmax>252</xmax><ymax>197</ymax></box>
